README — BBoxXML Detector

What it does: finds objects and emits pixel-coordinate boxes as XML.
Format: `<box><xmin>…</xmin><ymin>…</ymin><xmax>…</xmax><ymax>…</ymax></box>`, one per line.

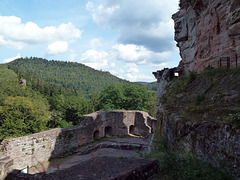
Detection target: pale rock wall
<box><xmin>173</xmin><ymin>0</ymin><xmax>240</xmax><ymax>72</ymax></box>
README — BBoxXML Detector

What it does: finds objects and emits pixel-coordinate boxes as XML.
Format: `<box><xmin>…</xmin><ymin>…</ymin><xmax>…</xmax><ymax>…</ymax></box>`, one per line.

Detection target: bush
<box><xmin>57</xmin><ymin>120</ymin><xmax>73</xmax><ymax>128</ymax></box>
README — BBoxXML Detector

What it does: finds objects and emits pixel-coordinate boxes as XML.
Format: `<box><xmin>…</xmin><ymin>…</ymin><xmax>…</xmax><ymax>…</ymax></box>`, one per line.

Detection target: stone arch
<box><xmin>105</xmin><ymin>126</ymin><xmax>113</xmax><ymax>137</ymax></box>
<box><xmin>93</xmin><ymin>130</ymin><xmax>100</xmax><ymax>140</ymax></box>
<box><xmin>129</xmin><ymin>125</ymin><xmax>135</xmax><ymax>135</ymax></box>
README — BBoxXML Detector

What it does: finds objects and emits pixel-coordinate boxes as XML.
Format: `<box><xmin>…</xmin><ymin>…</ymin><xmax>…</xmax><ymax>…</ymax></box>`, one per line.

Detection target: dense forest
<box><xmin>0</xmin><ymin>58</ymin><xmax>157</xmax><ymax>142</ymax></box>
<box><xmin>8</xmin><ymin>57</ymin><xmax>130</xmax><ymax>97</ymax></box>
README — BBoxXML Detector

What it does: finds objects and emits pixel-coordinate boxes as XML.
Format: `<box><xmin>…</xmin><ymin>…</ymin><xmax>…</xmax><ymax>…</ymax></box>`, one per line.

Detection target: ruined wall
<box><xmin>173</xmin><ymin>0</ymin><xmax>240</xmax><ymax>72</ymax></box>
<box><xmin>80</xmin><ymin>111</ymin><xmax>156</xmax><ymax>137</ymax></box>
<box><xmin>0</xmin><ymin>126</ymin><xmax>92</xmax><ymax>171</ymax></box>
<box><xmin>0</xmin><ymin>110</ymin><xmax>156</xmax><ymax>179</ymax></box>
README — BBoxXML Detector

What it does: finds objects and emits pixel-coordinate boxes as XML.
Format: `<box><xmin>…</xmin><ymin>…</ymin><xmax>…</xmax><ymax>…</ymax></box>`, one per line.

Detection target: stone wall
<box><xmin>79</xmin><ymin>111</ymin><xmax>156</xmax><ymax>138</ymax></box>
<box><xmin>173</xmin><ymin>0</ymin><xmax>240</xmax><ymax>73</ymax></box>
<box><xmin>0</xmin><ymin>110</ymin><xmax>156</xmax><ymax>179</ymax></box>
<box><xmin>1</xmin><ymin>126</ymin><xmax>88</xmax><ymax>171</ymax></box>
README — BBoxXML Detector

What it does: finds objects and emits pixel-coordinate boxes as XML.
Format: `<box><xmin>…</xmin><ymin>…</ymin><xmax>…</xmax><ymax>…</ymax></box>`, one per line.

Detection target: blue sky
<box><xmin>0</xmin><ymin>0</ymin><xmax>180</xmax><ymax>82</ymax></box>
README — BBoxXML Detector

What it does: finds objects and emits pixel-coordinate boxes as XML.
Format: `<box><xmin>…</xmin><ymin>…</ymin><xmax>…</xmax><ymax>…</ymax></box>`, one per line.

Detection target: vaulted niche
<box><xmin>93</xmin><ymin>130</ymin><xmax>100</xmax><ymax>140</ymax></box>
<box><xmin>105</xmin><ymin>126</ymin><xmax>113</xmax><ymax>137</ymax></box>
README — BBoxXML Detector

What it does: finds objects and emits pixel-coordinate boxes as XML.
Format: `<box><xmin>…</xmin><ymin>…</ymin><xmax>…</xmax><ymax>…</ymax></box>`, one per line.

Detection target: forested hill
<box><xmin>7</xmin><ymin>57</ymin><xmax>129</xmax><ymax>97</ymax></box>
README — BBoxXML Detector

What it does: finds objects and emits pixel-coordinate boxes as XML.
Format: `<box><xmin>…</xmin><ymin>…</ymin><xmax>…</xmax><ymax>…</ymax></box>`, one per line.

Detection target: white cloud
<box><xmin>3</xmin><ymin>53</ymin><xmax>21</xmax><ymax>63</ymax></box>
<box><xmin>112</xmin><ymin>44</ymin><xmax>172</xmax><ymax>65</ymax></box>
<box><xmin>110</xmin><ymin>63</ymin><xmax>154</xmax><ymax>82</ymax></box>
<box><xmin>87</xmin><ymin>0</ymin><xmax>179</xmax><ymax>52</ymax></box>
<box><xmin>80</xmin><ymin>49</ymin><xmax>110</xmax><ymax>69</ymax></box>
<box><xmin>90</xmin><ymin>38</ymin><xmax>103</xmax><ymax>49</ymax></box>
<box><xmin>46</xmin><ymin>41</ymin><xmax>69</xmax><ymax>55</ymax></box>
<box><xmin>0</xmin><ymin>16</ymin><xmax>82</xmax><ymax>50</ymax></box>
<box><xmin>79</xmin><ymin>47</ymin><xmax>157</xmax><ymax>82</ymax></box>
<box><xmin>79</xmin><ymin>42</ymin><xmax>174</xmax><ymax>81</ymax></box>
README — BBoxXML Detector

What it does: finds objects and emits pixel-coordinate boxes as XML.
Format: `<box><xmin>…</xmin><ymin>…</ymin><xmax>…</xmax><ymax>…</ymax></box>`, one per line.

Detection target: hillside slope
<box><xmin>8</xmin><ymin>57</ymin><xmax>129</xmax><ymax>96</ymax></box>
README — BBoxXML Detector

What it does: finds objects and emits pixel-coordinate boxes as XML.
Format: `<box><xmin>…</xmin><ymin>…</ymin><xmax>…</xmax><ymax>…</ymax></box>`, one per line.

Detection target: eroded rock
<box><xmin>173</xmin><ymin>0</ymin><xmax>240</xmax><ymax>73</ymax></box>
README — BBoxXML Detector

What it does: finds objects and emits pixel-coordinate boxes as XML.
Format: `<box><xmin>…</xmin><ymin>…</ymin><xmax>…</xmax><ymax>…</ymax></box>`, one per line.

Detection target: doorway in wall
<box><xmin>105</xmin><ymin>126</ymin><xmax>113</xmax><ymax>137</ymax></box>
<box><xmin>129</xmin><ymin>125</ymin><xmax>135</xmax><ymax>135</ymax></box>
<box><xmin>93</xmin><ymin>130</ymin><xmax>100</xmax><ymax>139</ymax></box>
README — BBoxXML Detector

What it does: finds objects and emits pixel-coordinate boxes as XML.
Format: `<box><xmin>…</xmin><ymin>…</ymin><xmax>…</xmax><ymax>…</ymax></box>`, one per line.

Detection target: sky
<box><xmin>0</xmin><ymin>0</ymin><xmax>180</xmax><ymax>82</ymax></box>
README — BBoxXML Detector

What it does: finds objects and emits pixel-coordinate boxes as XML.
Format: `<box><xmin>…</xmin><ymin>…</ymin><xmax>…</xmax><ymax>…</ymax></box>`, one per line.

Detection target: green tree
<box><xmin>99</xmin><ymin>84</ymin><xmax>124</xmax><ymax>110</ymax></box>
<box><xmin>98</xmin><ymin>83</ymin><xmax>151</xmax><ymax>112</ymax></box>
<box><xmin>122</xmin><ymin>84</ymin><xmax>151</xmax><ymax>111</ymax></box>
<box><xmin>0</xmin><ymin>96</ymin><xmax>50</xmax><ymax>141</ymax></box>
<box><xmin>64</xmin><ymin>96</ymin><xmax>92</xmax><ymax>125</ymax></box>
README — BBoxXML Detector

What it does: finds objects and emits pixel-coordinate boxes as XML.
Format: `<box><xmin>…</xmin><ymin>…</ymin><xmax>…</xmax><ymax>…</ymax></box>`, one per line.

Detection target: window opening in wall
<box><xmin>93</xmin><ymin>130</ymin><xmax>100</xmax><ymax>140</ymax></box>
<box><xmin>105</xmin><ymin>126</ymin><xmax>113</xmax><ymax>137</ymax></box>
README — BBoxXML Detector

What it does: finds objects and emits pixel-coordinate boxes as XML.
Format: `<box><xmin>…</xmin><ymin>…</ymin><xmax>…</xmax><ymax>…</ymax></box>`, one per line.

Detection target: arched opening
<box><xmin>129</xmin><ymin>125</ymin><xmax>135</xmax><ymax>135</ymax></box>
<box><xmin>105</xmin><ymin>126</ymin><xmax>113</xmax><ymax>137</ymax></box>
<box><xmin>93</xmin><ymin>130</ymin><xmax>100</xmax><ymax>140</ymax></box>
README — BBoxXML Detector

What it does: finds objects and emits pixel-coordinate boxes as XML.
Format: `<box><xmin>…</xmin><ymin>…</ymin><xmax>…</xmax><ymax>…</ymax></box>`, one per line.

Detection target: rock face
<box><xmin>154</xmin><ymin>70</ymin><xmax>240</xmax><ymax>177</ymax></box>
<box><xmin>160</xmin><ymin>110</ymin><xmax>240</xmax><ymax>176</ymax></box>
<box><xmin>173</xmin><ymin>0</ymin><xmax>240</xmax><ymax>72</ymax></box>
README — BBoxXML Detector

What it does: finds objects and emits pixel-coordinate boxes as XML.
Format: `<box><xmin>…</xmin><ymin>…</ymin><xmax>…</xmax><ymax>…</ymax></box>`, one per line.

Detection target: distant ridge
<box><xmin>137</xmin><ymin>81</ymin><xmax>157</xmax><ymax>91</ymax></box>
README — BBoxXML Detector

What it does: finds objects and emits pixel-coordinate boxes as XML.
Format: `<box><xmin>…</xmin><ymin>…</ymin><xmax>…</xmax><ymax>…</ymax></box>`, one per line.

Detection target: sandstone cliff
<box><xmin>173</xmin><ymin>0</ymin><xmax>240</xmax><ymax>73</ymax></box>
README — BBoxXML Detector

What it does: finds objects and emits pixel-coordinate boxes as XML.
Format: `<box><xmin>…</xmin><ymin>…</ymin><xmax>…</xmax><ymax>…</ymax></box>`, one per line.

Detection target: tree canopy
<box><xmin>99</xmin><ymin>83</ymin><xmax>151</xmax><ymax>112</ymax></box>
<box><xmin>0</xmin><ymin>96</ymin><xmax>49</xmax><ymax>141</ymax></box>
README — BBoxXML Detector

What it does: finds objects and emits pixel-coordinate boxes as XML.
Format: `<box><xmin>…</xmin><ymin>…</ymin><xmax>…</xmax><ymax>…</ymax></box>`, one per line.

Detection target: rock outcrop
<box><xmin>154</xmin><ymin>69</ymin><xmax>240</xmax><ymax>177</ymax></box>
<box><xmin>173</xmin><ymin>0</ymin><xmax>240</xmax><ymax>73</ymax></box>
